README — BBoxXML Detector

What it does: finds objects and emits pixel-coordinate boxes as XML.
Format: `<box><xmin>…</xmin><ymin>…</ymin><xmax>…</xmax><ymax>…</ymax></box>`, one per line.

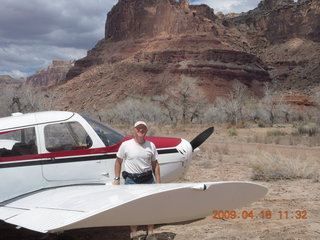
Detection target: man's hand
<box><xmin>113</xmin><ymin>157</ymin><xmax>123</xmax><ymax>185</ymax></box>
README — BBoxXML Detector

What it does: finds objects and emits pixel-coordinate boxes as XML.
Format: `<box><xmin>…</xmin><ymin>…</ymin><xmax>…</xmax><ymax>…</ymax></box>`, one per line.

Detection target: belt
<box><xmin>122</xmin><ymin>170</ymin><xmax>153</xmax><ymax>183</ymax></box>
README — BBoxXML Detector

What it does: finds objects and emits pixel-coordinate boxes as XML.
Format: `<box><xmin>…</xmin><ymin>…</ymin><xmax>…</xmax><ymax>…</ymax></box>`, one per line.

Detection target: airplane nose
<box><xmin>159</xmin><ymin>138</ymin><xmax>194</xmax><ymax>182</ymax></box>
<box><xmin>159</xmin><ymin>128</ymin><xmax>213</xmax><ymax>182</ymax></box>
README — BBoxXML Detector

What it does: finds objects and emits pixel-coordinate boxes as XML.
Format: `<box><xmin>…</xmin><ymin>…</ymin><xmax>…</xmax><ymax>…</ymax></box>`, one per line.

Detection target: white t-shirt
<box><xmin>117</xmin><ymin>138</ymin><xmax>158</xmax><ymax>174</ymax></box>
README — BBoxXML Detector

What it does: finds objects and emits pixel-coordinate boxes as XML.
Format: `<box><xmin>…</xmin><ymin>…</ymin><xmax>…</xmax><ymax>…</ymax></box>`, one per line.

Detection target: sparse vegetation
<box><xmin>266</xmin><ymin>129</ymin><xmax>287</xmax><ymax>137</ymax></box>
<box><xmin>292</xmin><ymin>122</ymin><xmax>319</xmax><ymax>136</ymax></box>
<box><xmin>1</xmin><ymin>77</ymin><xmax>319</xmax><ymax>135</ymax></box>
<box><xmin>313</xmin><ymin>172</ymin><xmax>320</xmax><ymax>182</ymax></box>
<box><xmin>228</xmin><ymin>126</ymin><xmax>238</xmax><ymax>136</ymax></box>
<box><xmin>0</xmin><ymin>86</ymin><xmax>62</xmax><ymax>117</ymax></box>
<box><xmin>250</xmin><ymin>151</ymin><xmax>317</xmax><ymax>181</ymax></box>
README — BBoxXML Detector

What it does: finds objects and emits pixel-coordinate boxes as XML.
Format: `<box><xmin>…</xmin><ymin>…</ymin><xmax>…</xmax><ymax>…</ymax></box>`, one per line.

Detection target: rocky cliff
<box><xmin>27</xmin><ymin>60</ymin><xmax>75</xmax><ymax>88</ymax></box>
<box><xmin>105</xmin><ymin>0</ymin><xmax>216</xmax><ymax>41</ymax></box>
<box><xmin>61</xmin><ymin>0</ymin><xmax>273</xmax><ymax>110</ymax></box>
<box><xmin>0</xmin><ymin>75</ymin><xmax>24</xmax><ymax>88</ymax></box>
<box><xmin>227</xmin><ymin>0</ymin><xmax>320</xmax><ymax>91</ymax></box>
<box><xmin>28</xmin><ymin>0</ymin><xmax>319</xmax><ymax>111</ymax></box>
<box><xmin>230</xmin><ymin>0</ymin><xmax>319</xmax><ymax>43</ymax></box>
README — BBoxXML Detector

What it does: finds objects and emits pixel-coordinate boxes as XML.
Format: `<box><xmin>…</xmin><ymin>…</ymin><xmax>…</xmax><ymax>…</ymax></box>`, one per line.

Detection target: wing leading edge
<box><xmin>0</xmin><ymin>182</ymin><xmax>267</xmax><ymax>233</ymax></box>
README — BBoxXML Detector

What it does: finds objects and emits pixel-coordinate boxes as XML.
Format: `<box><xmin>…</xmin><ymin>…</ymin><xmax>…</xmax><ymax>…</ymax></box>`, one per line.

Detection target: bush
<box><xmin>228</xmin><ymin>127</ymin><xmax>238</xmax><ymax>136</ymax></box>
<box><xmin>292</xmin><ymin>123</ymin><xmax>319</xmax><ymax>136</ymax></box>
<box><xmin>297</xmin><ymin>125</ymin><xmax>317</xmax><ymax>136</ymax></box>
<box><xmin>267</xmin><ymin>129</ymin><xmax>287</xmax><ymax>137</ymax></box>
<box><xmin>250</xmin><ymin>151</ymin><xmax>315</xmax><ymax>181</ymax></box>
<box><xmin>257</xmin><ymin>119</ymin><xmax>267</xmax><ymax>128</ymax></box>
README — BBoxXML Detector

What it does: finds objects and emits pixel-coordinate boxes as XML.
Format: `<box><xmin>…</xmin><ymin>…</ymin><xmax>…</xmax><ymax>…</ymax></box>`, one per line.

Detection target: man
<box><xmin>113</xmin><ymin>121</ymin><xmax>160</xmax><ymax>240</ymax></box>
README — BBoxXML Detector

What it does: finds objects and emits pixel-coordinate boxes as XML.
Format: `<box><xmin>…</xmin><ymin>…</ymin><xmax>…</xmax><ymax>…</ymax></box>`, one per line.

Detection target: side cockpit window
<box><xmin>81</xmin><ymin>115</ymin><xmax>124</xmax><ymax>147</ymax></box>
<box><xmin>0</xmin><ymin>127</ymin><xmax>38</xmax><ymax>157</ymax></box>
<box><xmin>44</xmin><ymin>121</ymin><xmax>92</xmax><ymax>152</ymax></box>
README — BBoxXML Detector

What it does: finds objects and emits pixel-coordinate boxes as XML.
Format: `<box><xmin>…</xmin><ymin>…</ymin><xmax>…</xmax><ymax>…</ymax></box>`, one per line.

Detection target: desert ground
<box><xmin>1</xmin><ymin>124</ymin><xmax>319</xmax><ymax>240</ymax></box>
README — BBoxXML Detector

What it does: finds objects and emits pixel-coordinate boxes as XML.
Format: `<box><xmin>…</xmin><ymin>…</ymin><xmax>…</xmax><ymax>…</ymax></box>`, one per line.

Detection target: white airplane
<box><xmin>0</xmin><ymin>111</ymin><xmax>267</xmax><ymax>234</ymax></box>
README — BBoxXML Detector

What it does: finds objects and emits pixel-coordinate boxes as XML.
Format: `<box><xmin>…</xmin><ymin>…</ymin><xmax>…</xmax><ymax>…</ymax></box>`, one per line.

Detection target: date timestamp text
<box><xmin>212</xmin><ymin>210</ymin><xmax>308</xmax><ymax>220</ymax></box>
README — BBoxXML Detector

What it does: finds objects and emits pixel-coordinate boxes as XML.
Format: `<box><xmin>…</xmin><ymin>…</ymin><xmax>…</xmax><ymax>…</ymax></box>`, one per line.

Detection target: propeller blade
<box><xmin>190</xmin><ymin>127</ymin><xmax>214</xmax><ymax>151</ymax></box>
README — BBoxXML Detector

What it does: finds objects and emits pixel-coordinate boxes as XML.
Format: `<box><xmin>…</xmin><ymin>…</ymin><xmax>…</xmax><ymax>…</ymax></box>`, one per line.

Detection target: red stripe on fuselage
<box><xmin>0</xmin><ymin>136</ymin><xmax>182</xmax><ymax>163</ymax></box>
<box><xmin>0</xmin><ymin>129</ymin><xmax>20</xmax><ymax>135</ymax></box>
<box><xmin>113</xmin><ymin>136</ymin><xmax>182</xmax><ymax>149</ymax></box>
<box><xmin>146</xmin><ymin>136</ymin><xmax>182</xmax><ymax>148</ymax></box>
<box><xmin>0</xmin><ymin>146</ymin><xmax>113</xmax><ymax>163</ymax></box>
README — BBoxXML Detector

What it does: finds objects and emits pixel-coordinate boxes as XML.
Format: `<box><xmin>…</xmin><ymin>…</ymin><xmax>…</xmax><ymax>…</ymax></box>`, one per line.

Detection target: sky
<box><xmin>0</xmin><ymin>0</ymin><xmax>261</xmax><ymax>79</ymax></box>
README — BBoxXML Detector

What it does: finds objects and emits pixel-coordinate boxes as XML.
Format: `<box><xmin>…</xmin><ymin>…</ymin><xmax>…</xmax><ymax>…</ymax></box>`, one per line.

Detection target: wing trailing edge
<box><xmin>0</xmin><ymin>182</ymin><xmax>267</xmax><ymax>233</ymax></box>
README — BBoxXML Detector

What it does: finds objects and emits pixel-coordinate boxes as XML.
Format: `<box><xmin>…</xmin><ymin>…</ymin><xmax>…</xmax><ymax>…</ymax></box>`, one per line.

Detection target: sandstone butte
<box><xmin>25</xmin><ymin>0</ymin><xmax>319</xmax><ymax>111</ymax></box>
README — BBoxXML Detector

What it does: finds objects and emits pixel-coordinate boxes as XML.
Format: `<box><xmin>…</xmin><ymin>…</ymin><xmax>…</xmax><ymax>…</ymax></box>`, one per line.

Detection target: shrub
<box><xmin>267</xmin><ymin>129</ymin><xmax>287</xmax><ymax>137</ymax></box>
<box><xmin>313</xmin><ymin>173</ymin><xmax>320</xmax><ymax>182</ymax></box>
<box><xmin>250</xmin><ymin>151</ymin><xmax>315</xmax><ymax>181</ymax></box>
<box><xmin>292</xmin><ymin>123</ymin><xmax>319</xmax><ymax>136</ymax></box>
<box><xmin>297</xmin><ymin>125</ymin><xmax>317</xmax><ymax>136</ymax></box>
<box><xmin>228</xmin><ymin>127</ymin><xmax>238</xmax><ymax>136</ymax></box>
<box><xmin>257</xmin><ymin>119</ymin><xmax>267</xmax><ymax>128</ymax></box>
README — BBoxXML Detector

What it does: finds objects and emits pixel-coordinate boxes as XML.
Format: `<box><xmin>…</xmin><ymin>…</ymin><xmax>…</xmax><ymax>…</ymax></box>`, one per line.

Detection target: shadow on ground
<box><xmin>0</xmin><ymin>221</ymin><xmax>176</xmax><ymax>240</ymax></box>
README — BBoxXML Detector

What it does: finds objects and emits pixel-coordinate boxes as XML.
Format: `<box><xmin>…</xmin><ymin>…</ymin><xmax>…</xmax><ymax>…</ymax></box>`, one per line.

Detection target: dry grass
<box><xmin>246</xmin><ymin>128</ymin><xmax>320</xmax><ymax>147</ymax></box>
<box><xmin>249</xmin><ymin>151</ymin><xmax>318</xmax><ymax>181</ymax></box>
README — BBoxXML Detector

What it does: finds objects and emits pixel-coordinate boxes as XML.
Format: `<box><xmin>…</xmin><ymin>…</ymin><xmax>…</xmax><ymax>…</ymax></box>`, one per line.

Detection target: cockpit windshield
<box><xmin>82</xmin><ymin>115</ymin><xmax>125</xmax><ymax>147</ymax></box>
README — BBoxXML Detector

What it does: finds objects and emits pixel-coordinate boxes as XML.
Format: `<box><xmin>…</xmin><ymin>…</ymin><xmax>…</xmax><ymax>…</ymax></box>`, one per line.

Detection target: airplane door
<box><xmin>40</xmin><ymin>121</ymin><xmax>107</xmax><ymax>182</ymax></box>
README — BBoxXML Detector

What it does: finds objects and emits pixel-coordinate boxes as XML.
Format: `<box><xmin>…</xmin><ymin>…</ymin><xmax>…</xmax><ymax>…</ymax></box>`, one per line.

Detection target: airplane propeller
<box><xmin>190</xmin><ymin>127</ymin><xmax>214</xmax><ymax>151</ymax></box>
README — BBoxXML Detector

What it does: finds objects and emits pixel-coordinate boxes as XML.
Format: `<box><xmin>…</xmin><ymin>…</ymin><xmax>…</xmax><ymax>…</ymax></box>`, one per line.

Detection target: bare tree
<box><xmin>169</xmin><ymin>75</ymin><xmax>206</xmax><ymax>123</ymax></box>
<box><xmin>106</xmin><ymin>98</ymin><xmax>169</xmax><ymax>125</ymax></box>
<box><xmin>152</xmin><ymin>94</ymin><xmax>178</xmax><ymax>123</ymax></box>
<box><xmin>0</xmin><ymin>85</ymin><xmax>64</xmax><ymax>118</ymax></box>
<box><xmin>21</xmin><ymin>86</ymin><xmax>42</xmax><ymax>112</ymax></box>
<box><xmin>229</xmin><ymin>80</ymin><xmax>250</xmax><ymax>122</ymax></box>
<box><xmin>0</xmin><ymin>87</ymin><xmax>18</xmax><ymax>117</ymax></box>
<box><xmin>257</xmin><ymin>80</ymin><xmax>285</xmax><ymax>126</ymax></box>
<box><xmin>279</xmin><ymin>102</ymin><xmax>293</xmax><ymax>123</ymax></box>
<box><xmin>211</xmin><ymin>80</ymin><xmax>250</xmax><ymax>124</ymax></box>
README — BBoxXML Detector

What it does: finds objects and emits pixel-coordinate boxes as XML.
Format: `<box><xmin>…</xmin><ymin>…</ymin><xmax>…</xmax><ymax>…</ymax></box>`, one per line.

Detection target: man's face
<box><xmin>134</xmin><ymin>125</ymin><xmax>148</xmax><ymax>138</ymax></box>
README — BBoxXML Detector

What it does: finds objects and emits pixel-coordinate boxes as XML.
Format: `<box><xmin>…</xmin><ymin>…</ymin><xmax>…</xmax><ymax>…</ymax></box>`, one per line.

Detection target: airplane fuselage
<box><xmin>0</xmin><ymin>111</ymin><xmax>193</xmax><ymax>203</ymax></box>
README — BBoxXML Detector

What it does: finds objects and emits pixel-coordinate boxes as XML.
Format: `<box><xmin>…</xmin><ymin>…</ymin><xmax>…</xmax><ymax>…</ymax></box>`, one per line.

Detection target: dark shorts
<box><xmin>125</xmin><ymin>177</ymin><xmax>155</xmax><ymax>184</ymax></box>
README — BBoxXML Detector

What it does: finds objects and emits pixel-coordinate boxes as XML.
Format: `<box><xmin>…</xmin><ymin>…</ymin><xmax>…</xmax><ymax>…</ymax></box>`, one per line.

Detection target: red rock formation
<box><xmin>27</xmin><ymin>60</ymin><xmax>75</xmax><ymax>88</ymax></box>
<box><xmin>105</xmin><ymin>0</ymin><xmax>216</xmax><ymax>41</ymax></box>
<box><xmin>231</xmin><ymin>0</ymin><xmax>319</xmax><ymax>44</ymax></box>
<box><xmin>227</xmin><ymin>0</ymin><xmax>320</xmax><ymax>93</ymax></box>
<box><xmin>28</xmin><ymin>0</ymin><xmax>319</xmax><ymax>111</ymax></box>
<box><xmin>63</xmin><ymin>0</ymin><xmax>271</xmax><ymax>111</ymax></box>
<box><xmin>0</xmin><ymin>75</ymin><xmax>24</xmax><ymax>88</ymax></box>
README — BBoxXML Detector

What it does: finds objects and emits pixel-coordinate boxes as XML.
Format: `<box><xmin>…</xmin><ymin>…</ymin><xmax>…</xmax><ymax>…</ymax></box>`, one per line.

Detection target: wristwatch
<box><xmin>114</xmin><ymin>176</ymin><xmax>120</xmax><ymax>180</ymax></box>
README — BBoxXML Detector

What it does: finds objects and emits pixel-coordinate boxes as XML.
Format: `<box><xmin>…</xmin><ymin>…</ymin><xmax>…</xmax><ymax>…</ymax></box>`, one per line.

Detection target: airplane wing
<box><xmin>0</xmin><ymin>182</ymin><xmax>267</xmax><ymax>233</ymax></box>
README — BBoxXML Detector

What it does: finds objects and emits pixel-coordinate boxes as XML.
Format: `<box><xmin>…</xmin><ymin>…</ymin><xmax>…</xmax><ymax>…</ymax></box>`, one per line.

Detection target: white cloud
<box><xmin>0</xmin><ymin>70</ymin><xmax>28</xmax><ymax>79</ymax></box>
<box><xmin>0</xmin><ymin>0</ymin><xmax>117</xmax><ymax>77</ymax></box>
<box><xmin>0</xmin><ymin>44</ymin><xmax>86</xmax><ymax>73</ymax></box>
<box><xmin>191</xmin><ymin>0</ymin><xmax>260</xmax><ymax>13</ymax></box>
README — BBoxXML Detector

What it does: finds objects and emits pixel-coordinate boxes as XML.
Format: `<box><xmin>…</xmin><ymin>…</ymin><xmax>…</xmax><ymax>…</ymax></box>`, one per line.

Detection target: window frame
<box><xmin>0</xmin><ymin>127</ymin><xmax>38</xmax><ymax>157</ymax></box>
<box><xmin>44</xmin><ymin>121</ymin><xmax>93</xmax><ymax>153</ymax></box>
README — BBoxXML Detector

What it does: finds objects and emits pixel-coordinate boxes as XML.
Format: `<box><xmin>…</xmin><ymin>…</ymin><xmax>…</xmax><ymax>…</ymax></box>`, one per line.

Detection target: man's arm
<box><xmin>152</xmin><ymin>160</ymin><xmax>161</xmax><ymax>184</ymax></box>
<box><xmin>113</xmin><ymin>157</ymin><xmax>123</xmax><ymax>185</ymax></box>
